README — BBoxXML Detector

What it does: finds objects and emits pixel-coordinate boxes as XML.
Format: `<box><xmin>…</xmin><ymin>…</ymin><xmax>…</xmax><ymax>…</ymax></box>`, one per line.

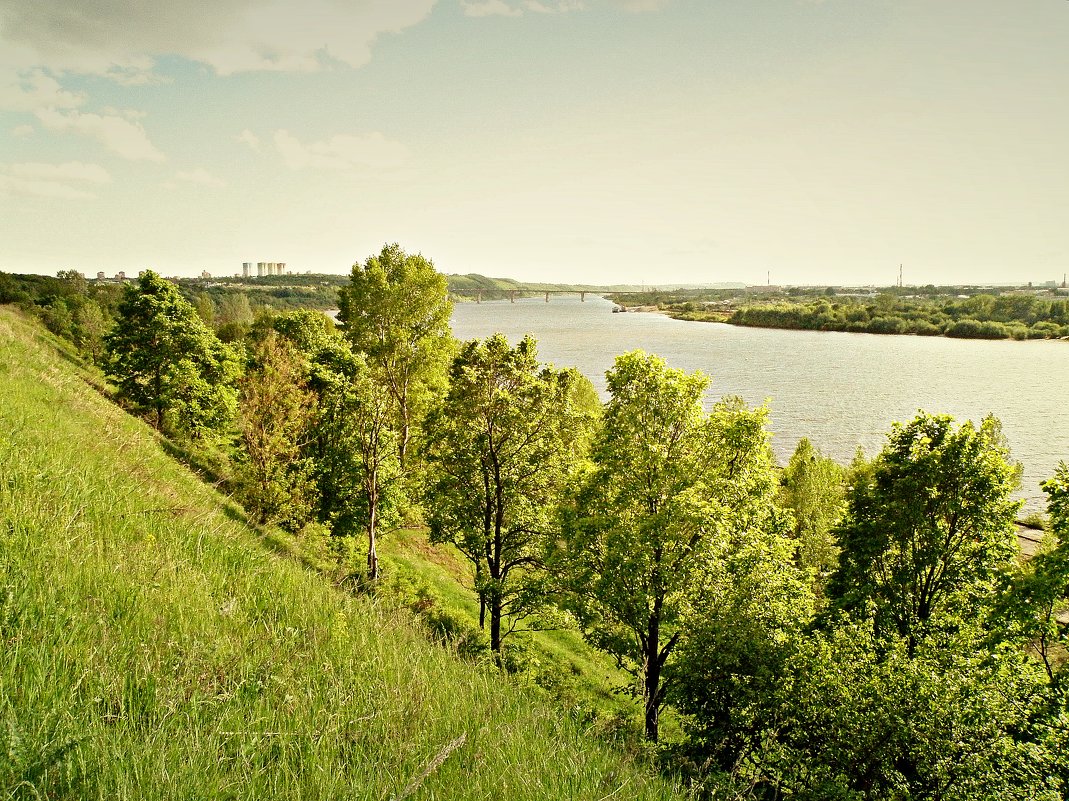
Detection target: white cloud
<box><xmin>274</xmin><ymin>129</ymin><xmax>409</xmax><ymax>171</ymax></box>
<box><xmin>462</xmin><ymin>0</ymin><xmax>583</xmax><ymax>15</ymax></box>
<box><xmin>11</xmin><ymin>123</ymin><xmax>33</xmax><ymax>136</ymax></box>
<box><xmin>34</xmin><ymin>107</ymin><xmax>165</xmax><ymax>161</ymax></box>
<box><xmin>8</xmin><ymin>161</ymin><xmax>111</xmax><ymax>183</ymax></box>
<box><xmin>0</xmin><ymin>68</ymin><xmax>85</xmax><ymax>112</ymax></box>
<box><xmin>235</xmin><ymin>128</ymin><xmax>262</xmax><ymax>152</ymax></box>
<box><xmin>174</xmin><ymin>167</ymin><xmax>226</xmax><ymax>187</ymax></box>
<box><xmin>607</xmin><ymin>0</ymin><xmax>668</xmax><ymax>9</ymax></box>
<box><xmin>527</xmin><ymin>0</ymin><xmax>583</xmax><ymax>11</ymax></box>
<box><xmin>0</xmin><ymin>160</ymin><xmax>111</xmax><ymax>199</ymax></box>
<box><xmin>462</xmin><ymin>0</ymin><xmax>523</xmax><ymax>16</ymax></box>
<box><xmin>0</xmin><ymin>0</ymin><xmax>438</xmax><ymax>78</ymax></box>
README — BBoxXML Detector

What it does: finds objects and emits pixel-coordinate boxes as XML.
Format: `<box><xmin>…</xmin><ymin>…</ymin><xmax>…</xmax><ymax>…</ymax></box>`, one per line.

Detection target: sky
<box><xmin>0</xmin><ymin>0</ymin><xmax>1067</xmax><ymax>287</ymax></box>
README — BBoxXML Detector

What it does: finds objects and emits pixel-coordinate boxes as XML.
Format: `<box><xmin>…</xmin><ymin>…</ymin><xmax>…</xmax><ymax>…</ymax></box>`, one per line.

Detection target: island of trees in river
<box><xmin>3</xmin><ymin>254</ymin><xmax>1069</xmax><ymax>799</ymax></box>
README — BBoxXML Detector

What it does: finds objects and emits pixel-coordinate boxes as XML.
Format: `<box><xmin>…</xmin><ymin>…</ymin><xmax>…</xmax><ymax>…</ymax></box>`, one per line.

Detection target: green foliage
<box><xmin>72</xmin><ymin>299</ymin><xmax>109</xmax><ymax>363</ymax></box>
<box><xmin>234</xmin><ymin>332</ymin><xmax>317</xmax><ymax>531</ymax></box>
<box><xmin>423</xmin><ymin>334</ymin><xmax>592</xmax><ymax>652</ymax></box>
<box><xmin>1001</xmin><ymin>463</ymin><xmax>1069</xmax><ymax>682</ymax></box>
<box><xmin>557</xmin><ymin>351</ymin><xmax>786</xmax><ymax>741</ymax></box>
<box><xmin>753</xmin><ymin>623</ymin><xmax>1055</xmax><ymax>801</ymax></box>
<box><xmin>338</xmin><ymin>243</ymin><xmax>454</xmax><ymax>467</ymax></box>
<box><xmin>308</xmin><ymin>340</ymin><xmax>403</xmax><ymax>577</ymax></box>
<box><xmin>780</xmin><ymin>438</ymin><xmax>846</xmax><ymax>588</ymax></box>
<box><xmin>670</xmin><ymin>527</ymin><xmax>813</xmax><ymax>773</ymax></box>
<box><xmin>827</xmin><ymin>412</ymin><xmax>1021</xmax><ymax>652</ymax></box>
<box><xmin>261</xmin><ymin>308</ymin><xmax>338</xmax><ymax>356</ymax></box>
<box><xmin>727</xmin><ymin>291</ymin><xmax>1069</xmax><ymax>340</ymax></box>
<box><xmin>105</xmin><ymin>270</ymin><xmax>239</xmax><ymax>439</ymax></box>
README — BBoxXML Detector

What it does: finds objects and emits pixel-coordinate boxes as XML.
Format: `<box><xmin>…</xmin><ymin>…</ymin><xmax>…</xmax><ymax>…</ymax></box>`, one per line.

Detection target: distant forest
<box><xmin>613</xmin><ymin>286</ymin><xmax>1069</xmax><ymax>340</ymax></box>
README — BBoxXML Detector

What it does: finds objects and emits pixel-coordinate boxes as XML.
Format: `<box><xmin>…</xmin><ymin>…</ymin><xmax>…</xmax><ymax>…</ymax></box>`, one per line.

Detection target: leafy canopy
<box><xmin>105</xmin><ymin>270</ymin><xmax>238</xmax><ymax>438</ymax></box>
<box><xmin>423</xmin><ymin>334</ymin><xmax>593</xmax><ymax>653</ymax></box>
<box><xmin>827</xmin><ymin>412</ymin><xmax>1021</xmax><ymax>651</ymax></box>
<box><xmin>337</xmin><ymin>243</ymin><xmax>453</xmax><ymax>466</ymax></box>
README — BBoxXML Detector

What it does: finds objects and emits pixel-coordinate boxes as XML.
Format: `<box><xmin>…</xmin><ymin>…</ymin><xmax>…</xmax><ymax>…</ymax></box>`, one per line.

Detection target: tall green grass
<box><xmin>0</xmin><ymin>307</ymin><xmax>684</xmax><ymax>800</ymax></box>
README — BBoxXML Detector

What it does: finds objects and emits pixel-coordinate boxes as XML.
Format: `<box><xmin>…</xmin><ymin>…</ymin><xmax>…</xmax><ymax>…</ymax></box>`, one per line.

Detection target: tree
<box><xmin>72</xmin><ymin>299</ymin><xmax>109</xmax><ymax>364</ymax></box>
<box><xmin>105</xmin><ymin>271</ymin><xmax>238</xmax><ymax>438</ymax></box>
<box><xmin>1002</xmin><ymin>463</ymin><xmax>1069</xmax><ymax>683</ymax></box>
<box><xmin>556</xmin><ymin>351</ymin><xmax>781</xmax><ymax>741</ymax></box>
<box><xmin>309</xmin><ymin>340</ymin><xmax>402</xmax><ymax>579</ymax></box>
<box><xmin>780</xmin><ymin>437</ymin><xmax>846</xmax><ymax>588</ymax></box>
<box><xmin>235</xmin><ymin>332</ymin><xmax>317</xmax><ymax>531</ymax></box>
<box><xmin>265</xmin><ymin>309</ymin><xmax>338</xmax><ymax>356</ymax></box>
<box><xmin>827</xmin><ymin>412</ymin><xmax>1021</xmax><ymax>654</ymax></box>
<box><xmin>752</xmin><ymin>621</ymin><xmax>1053</xmax><ymax>801</ymax></box>
<box><xmin>423</xmin><ymin>334</ymin><xmax>592</xmax><ymax>654</ymax></box>
<box><xmin>337</xmin><ymin>243</ymin><xmax>453</xmax><ymax>468</ymax></box>
<box><xmin>670</xmin><ymin>528</ymin><xmax>812</xmax><ymax>774</ymax></box>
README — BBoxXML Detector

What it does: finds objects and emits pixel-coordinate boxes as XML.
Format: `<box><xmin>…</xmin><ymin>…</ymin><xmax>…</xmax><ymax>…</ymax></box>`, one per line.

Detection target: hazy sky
<box><xmin>1</xmin><ymin>1</ymin><xmax>1066</xmax><ymax>286</ymax></box>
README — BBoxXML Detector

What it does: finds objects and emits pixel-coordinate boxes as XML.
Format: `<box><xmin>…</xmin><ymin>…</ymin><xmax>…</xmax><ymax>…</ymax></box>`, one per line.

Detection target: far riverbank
<box><xmin>611</xmin><ymin>297</ymin><xmax>1069</xmax><ymax>342</ymax></box>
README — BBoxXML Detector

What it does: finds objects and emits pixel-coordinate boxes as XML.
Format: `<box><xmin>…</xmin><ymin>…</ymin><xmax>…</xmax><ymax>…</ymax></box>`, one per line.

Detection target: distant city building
<box><xmin>116</xmin><ymin>271</ymin><xmax>126</xmax><ymax>281</ymax></box>
<box><xmin>96</xmin><ymin>271</ymin><xmax>105</xmax><ymax>281</ymax></box>
<box><xmin>246</xmin><ymin>260</ymin><xmax>288</xmax><ymax>277</ymax></box>
<box><xmin>200</xmin><ymin>270</ymin><xmax>211</xmax><ymax>279</ymax></box>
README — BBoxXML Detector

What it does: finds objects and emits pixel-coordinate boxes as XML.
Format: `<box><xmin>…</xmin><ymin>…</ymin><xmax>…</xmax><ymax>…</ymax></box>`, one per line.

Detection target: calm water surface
<box><xmin>451</xmin><ymin>296</ymin><xmax>1069</xmax><ymax>513</ymax></box>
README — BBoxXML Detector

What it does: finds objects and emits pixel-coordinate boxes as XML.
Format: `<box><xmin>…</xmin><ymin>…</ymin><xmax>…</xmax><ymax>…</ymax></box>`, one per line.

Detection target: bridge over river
<box><xmin>449</xmin><ymin>288</ymin><xmax>652</xmax><ymax>304</ymax></box>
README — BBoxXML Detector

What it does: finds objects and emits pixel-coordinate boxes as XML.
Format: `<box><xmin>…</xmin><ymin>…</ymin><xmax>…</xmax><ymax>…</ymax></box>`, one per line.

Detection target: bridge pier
<box><xmin>510</xmin><ymin>291</ymin><xmax>515</xmax><ymax>303</ymax></box>
<box><xmin>580</xmin><ymin>291</ymin><xmax>586</xmax><ymax>302</ymax></box>
<box><xmin>545</xmin><ymin>291</ymin><xmax>550</xmax><ymax>303</ymax></box>
<box><xmin>476</xmin><ymin>291</ymin><xmax>481</xmax><ymax>304</ymax></box>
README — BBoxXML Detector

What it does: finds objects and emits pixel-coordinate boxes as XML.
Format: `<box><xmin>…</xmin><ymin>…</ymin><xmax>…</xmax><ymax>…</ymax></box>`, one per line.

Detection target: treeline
<box><xmin>0</xmin><ymin>270</ymin><xmax>124</xmax><ymax>362</ymax></box>
<box><xmin>0</xmin><ymin>270</ymin><xmax>341</xmax><ymax>353</ymax></box>
<box><xmin>731</xmin><ymin>293</ymin><xmax>1069</xmax><ymax>339</ymax></box>
<box><xmin>18</xmin><ymin>248</ymin><xmax>1069</xmax><ymax>799</ymax></box>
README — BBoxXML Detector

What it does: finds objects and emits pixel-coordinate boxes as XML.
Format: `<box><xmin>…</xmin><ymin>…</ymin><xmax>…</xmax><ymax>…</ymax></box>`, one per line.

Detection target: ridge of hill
<box><xmin>0</xmin><ymin>306</ymin><xmax>682</xmax><ymax>800</ymax></box>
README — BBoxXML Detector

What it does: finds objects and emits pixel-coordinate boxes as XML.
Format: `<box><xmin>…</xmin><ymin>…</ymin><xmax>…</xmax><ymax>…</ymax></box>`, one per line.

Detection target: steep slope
<box><xmin>0</xmin><ymin>307</ymin><xmax>681</xmax><ymax>801</ymax></box>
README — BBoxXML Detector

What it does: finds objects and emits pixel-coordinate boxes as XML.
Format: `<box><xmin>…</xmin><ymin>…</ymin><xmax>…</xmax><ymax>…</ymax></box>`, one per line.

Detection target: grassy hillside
<box><xmin>0</xmin><ymin>306</ymin><xmax>683</xmax><ymax>800</ymax></box>
<box><xmin>378</xmin><ymin>530</ymin><xmax>644</xmax><ymax>725</ymax></box>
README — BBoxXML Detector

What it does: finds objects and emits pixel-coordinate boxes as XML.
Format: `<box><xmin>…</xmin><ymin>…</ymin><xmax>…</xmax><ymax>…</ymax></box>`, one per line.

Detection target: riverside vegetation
<box><xmin>610</xmin><ymin>285</ymin><xmax>1069</xmax><ymax>340</ymax></box>
<box><xmin>3</xmin><ymin>247</ymin><xmax>1069</xmax><ymax>799</ymax></box>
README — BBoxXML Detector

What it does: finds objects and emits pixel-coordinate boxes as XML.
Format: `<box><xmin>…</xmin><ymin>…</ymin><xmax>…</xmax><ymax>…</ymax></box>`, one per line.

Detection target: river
<box><xmin>451</xmin><ymin>295</ymin><xmax>1069</xmax><ymax>513</ymax></box>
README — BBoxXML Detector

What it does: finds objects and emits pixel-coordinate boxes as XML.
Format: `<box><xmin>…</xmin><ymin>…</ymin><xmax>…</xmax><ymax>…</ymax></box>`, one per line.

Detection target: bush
<box><xmin>946</xmin><ymin>319</ymin><xmax>1008</xmax><ymax>339</ymax></box>
<box><xmin>867</xmin><ymin>317</ymin><xmax>905</xmax><ymax>335</ymax></box>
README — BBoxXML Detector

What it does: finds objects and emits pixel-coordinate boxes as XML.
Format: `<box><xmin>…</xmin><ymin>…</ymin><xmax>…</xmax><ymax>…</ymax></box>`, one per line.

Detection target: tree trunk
<box><xmin>644</xmin><ymin>615</ymin><xmax>661</xmax><ymax>742</ymax></box>
<box><xmin>397</xmin><ymin>402</ymin><xmax>410</xmax><ymax>469</ymax></box>
<box><xmin>366</xmin><ymin>482</ymin><xmax>379</xmax><ymax>580</ymax></box>
<box><xmin>490</xmin><ymin>594</ymin><xmax>502</xmax><ymax>653</ymax></box>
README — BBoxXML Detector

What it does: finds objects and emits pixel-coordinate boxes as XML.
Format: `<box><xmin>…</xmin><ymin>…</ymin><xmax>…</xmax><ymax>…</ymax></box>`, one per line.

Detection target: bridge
<box><xmin>449</xmin><ymin>288</ymin><xmax>654</xmax><ymax>304</ymax></box>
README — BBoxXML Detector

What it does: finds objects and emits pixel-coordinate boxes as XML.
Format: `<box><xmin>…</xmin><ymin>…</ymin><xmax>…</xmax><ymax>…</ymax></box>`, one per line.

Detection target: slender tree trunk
<box><xmin>367</xmin><ymin>470</ymin><xmax>379</xmax><ymax>580</ymax></box>
<box><xmin>644</xmin><ymin>614</ymin><xmax>661</xmax><ymax>742</ymax></box>
<box><xmin>398</xmin><ymin>419</ymin><xmax>410</xmax><ymax>469</ymax></box>
<box><xmin>366</xmin><ymin>519</ymin><xmax>378</xmax><ymax>579</ymax></box>
<box><xmin>490</xmin><ymin>593</ymin><xmax>502</xmax><ymax>654</ymax></box>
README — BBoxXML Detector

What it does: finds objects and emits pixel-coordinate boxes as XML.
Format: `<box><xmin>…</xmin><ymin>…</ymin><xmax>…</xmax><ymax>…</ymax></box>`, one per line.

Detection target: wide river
<box><xmin>451</xmin><ymin>295</ymin><xmax>1068</xmax><ymax>513</ymax></box>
